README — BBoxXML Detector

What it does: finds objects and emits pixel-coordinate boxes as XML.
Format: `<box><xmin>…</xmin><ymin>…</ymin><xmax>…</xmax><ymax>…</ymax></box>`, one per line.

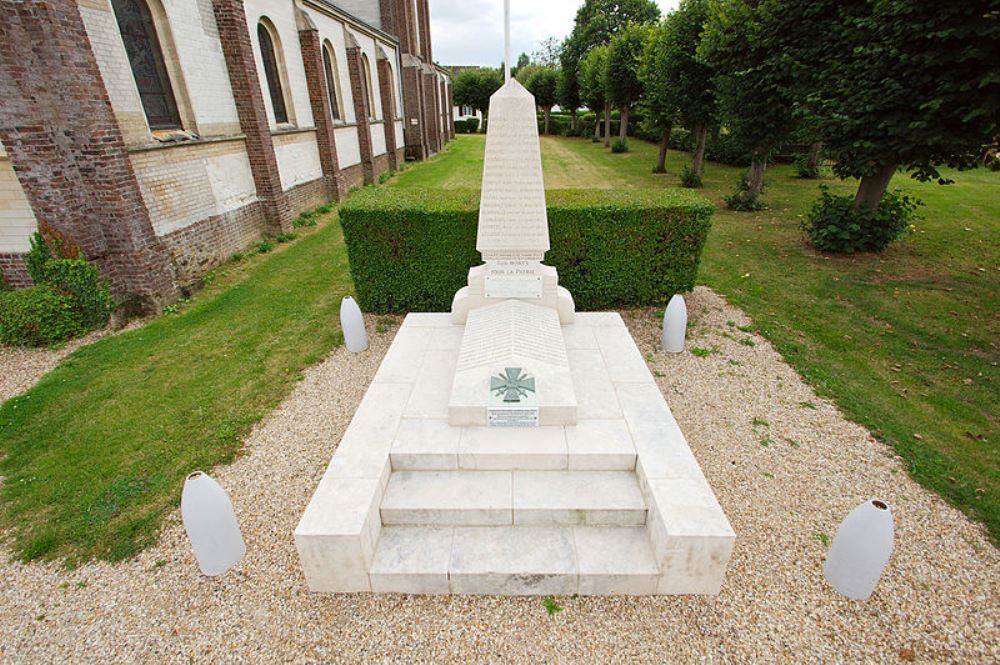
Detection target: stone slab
<box><xmin>369</xmin><ymin>527</ymin><xmax>454</xmax><ymax>594</ymax></box>
<box><xmin>564</xmin><ymin>419</ymin><xmax>636</xmax><ymax>471</ymax></box>
<box><xmin>511</xmin><ymin>471</ymin><xmax>646</xmax><ymax>526</ymax></box>
<box><xmin>380</xmin><ymin>470</ymin><xmax>512</xmax><ymax>526</ymax></box>
<box><xmin>390</xmin><ymin>418</ymin><xmax>461</xmax><ymax>470</ymax></box>
<box><xmin>449</xmin><ymin>526</ymin><xmax>577</xmax><ymax>595</ymax></box>
<box><xmin>575</xmin><ymin>527</ymin><xmax>660</xmax><ymax>595</ymax></box>
<box><xmin>458</xmin><ymin>425</ymin><xmax>567</xmax><ymax>470</ymax></box>
<box><xmin>449</xmin><ymin>300</ymin><xmax>577</xmax><ymax>426</ymax></box>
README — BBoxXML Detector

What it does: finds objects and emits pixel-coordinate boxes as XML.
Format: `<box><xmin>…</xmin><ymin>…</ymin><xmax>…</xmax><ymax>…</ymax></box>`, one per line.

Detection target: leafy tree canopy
<box><xmin>579</xmin><ymin>44</ymin><xmax>609</xmax><ymax>112</ymax></box>
<box><xmin>452</xmin><ymin>68</ymin><xmax>503</xmax><ymax>115</ymax></box>
<box><xmin>772</xmin><ymin>0</ymin><xmax>1000</xmax><ymax>184</ymax></box>
<box><xmin>699</xmin><ymin>0</ymin><xmax>798</xmax><ymax>156</ymax></box>
<box><xmin>524</xmin><ymin>67</ymin><xmax>560</xmax><ymax>109</ymax></box>
<box><xmin>659</xmin><ymin>0</ymin><xmax>716</xmax><ymax>130</ymax></box>
<box><xmin>604</xmin><ymin>22</ymin><xmax>649</xmax><ymax>109</ymax></box>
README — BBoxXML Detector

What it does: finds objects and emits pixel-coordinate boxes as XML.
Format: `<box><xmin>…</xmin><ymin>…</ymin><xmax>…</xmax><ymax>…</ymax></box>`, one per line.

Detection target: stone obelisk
<box><xmin>450</xmin><ymin>78</ymin><xmax>575</xmax><ymax>324</ymax></box>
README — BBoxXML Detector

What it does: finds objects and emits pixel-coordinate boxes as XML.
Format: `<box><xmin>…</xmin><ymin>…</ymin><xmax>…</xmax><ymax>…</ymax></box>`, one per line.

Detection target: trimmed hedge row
<box><xmin>340</xmin><ymin>188</ymin><xmax>713</xmax><ymax>312</ymax></box>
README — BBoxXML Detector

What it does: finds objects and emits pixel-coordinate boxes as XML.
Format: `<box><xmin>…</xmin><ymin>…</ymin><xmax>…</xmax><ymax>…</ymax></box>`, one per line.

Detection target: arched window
<box><xmin>360</xmin><ymin>53</ymin><xmax>377</xmax><ymax>120</ymax></box>
<box><xmin>111</xmin><ymin>0</ymin><xmax>181</xmax><ymax>130</ymax></box>
<box><xmin>257</xmin><ymin>21</ymin><xmax>288</xmax><ymax>124</ymax></box>
<box><xmin>322</xmin><ymin>42</ymin><xmax>342</xmax><ymax>121</ymax></box>
<box><xmin>383</xmin><ymin>64</ymin><xmax>397</xmax><ymax>120</ymax></box>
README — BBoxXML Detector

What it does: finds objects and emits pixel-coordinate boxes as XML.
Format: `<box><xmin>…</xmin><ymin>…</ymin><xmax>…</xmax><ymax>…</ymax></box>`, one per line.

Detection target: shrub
<box><xmin>43</xmin><ymin>259</ymin><xmax>112</xmax><ymax>329</ymax></box>
<box><xmin>255</xmin><ymin>239</ymin><xmax>274</xmax><ymax>254</ymax></box>
<box><xmin>455</xmin><ymin>118</ymin><xmax>480</xmax><ymax>134</ymax></box>
<box><xmin>340</xmin><ymin>188</ymin><xmax>714</xmax><ymax>312</ymax></box>
<box><xmin>725</xmin><ymin>174</ymin><xmax>767</xmax><ymax>211</ymax></box>
<box><xmin>0</xmin><ymin>286</ymin><xmax>84</xmax><ymax>347</ymax></box>
<box><xmin>794</xmin><ymin>155</ymin><xmax>820</xmax><ymax>179</ymax></box>
<box><xmin>0</xmin><ymin>270</ymin><xmax>10</xmax><ymax>292</ymax></box>
<box><xmin>802</xmin><ymin>186</ymin><xmax>920</xmax><ymax>253</ymax></box>
<box><xmin>680</xmin><ymin>165</ymin><xmax>703</xmax><ymax>188</ymax></box>
<box><xmin>611</xmin><ymin>139</ymin><xmax>629</xmax><ymax>153</ymax></box>
<box><xmin>276</xmin><ymin>232</ymin><xmax>297</xmax><ymax>243</ymax></box>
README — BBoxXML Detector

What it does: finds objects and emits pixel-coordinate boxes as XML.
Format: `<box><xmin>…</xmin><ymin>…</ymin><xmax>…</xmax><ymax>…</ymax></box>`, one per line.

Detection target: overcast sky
<box><xmin>430</xmin><ymin>0</ymin><xmax>681</xmax><ymax>67</ymax></box>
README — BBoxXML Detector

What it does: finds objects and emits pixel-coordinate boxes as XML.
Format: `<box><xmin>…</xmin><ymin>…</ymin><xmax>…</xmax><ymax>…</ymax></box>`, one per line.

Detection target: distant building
<box><xmin>0</xmin><ymin>0</ymin><xmax>454</xmax><ymax>308</ymax></box>
<box><xmin>446</xmin><ymin>65</ymin><xmax>484</xmax><ymax>125</ymax></box>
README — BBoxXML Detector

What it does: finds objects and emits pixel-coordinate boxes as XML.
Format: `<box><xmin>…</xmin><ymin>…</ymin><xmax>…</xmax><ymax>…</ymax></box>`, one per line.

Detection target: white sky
<box><xmin>430</xmin><ymin>0</ymin><xmax>681</xmax><ymax>67</ymax></box>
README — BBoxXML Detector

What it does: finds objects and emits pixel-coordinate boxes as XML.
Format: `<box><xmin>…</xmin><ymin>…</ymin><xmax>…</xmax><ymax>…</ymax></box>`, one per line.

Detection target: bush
<box><xmin>680</xmin><ymin>165</ymin><xmax>703</xmax><ymax>188</ymax></box>
<box><xmin>802</xmin><ymin>186</ymin><xmax>920</xmax><ymax>253</ymax></box>
<box><xmin>794</xmin><ymin>155</ymin><xmax>820</xmax><ymax>179</ymax></box>
<box><xmin>611</xmin><ymin>139</ymin><xmax>629</xmax><ymax>153</ymax></box>
<box><xmin>0</xmin><ymin>286</ymin><xmax>84</xmax><ymax>347</ymax></box>
<box><xmin>455</xmin><ymin>118</ymin><xmax>480</xmax><ymax>134</ymax></box>
<box><xmin>42</xmin><ymin>259</ymin><xmax>112</xmax><ymax>329</ymax></box>
<box><xmin>725</xmin><ymin>174</ymin><xmax>767</xmax><ymax>211</ymax></box>
<box><xmin>340</xmin><ymin>188</ymin><xmax>714</xmax><ymax>312</ymax></box>
<box><xmin>537</xmin><ymin>114</ymin><xmax>571</xmax><ymax>136</ymax></box>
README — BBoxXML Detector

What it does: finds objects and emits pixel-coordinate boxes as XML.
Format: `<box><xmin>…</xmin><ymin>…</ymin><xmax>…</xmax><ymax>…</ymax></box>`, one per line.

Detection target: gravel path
<box><xmin>1</xmin><ymin>287</ymin><xmax>997</xmax><ymax>663</ymax></box>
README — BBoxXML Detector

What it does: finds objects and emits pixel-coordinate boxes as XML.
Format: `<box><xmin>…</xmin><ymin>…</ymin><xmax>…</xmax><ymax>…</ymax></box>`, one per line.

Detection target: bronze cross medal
<box><xmin>490</xmin><ymin>367</ymin><xmax>535</xmax><ymax>403</ymax></box>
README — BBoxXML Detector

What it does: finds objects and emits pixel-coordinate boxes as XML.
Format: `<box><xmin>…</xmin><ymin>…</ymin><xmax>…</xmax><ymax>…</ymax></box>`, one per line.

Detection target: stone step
<box><xmin>369</xmin><ymin>525</ymin><xmax>660</xmax><ymax>595</ymax></box>
<box><xmin>389</xmin><ymin>419</ymin><xmax>637</xmax><ymax>471</ymax></box>
<box><xmin>379</xmin><ymin>470</ymin><xmax>646</xmax><ymax>527</ymax></box>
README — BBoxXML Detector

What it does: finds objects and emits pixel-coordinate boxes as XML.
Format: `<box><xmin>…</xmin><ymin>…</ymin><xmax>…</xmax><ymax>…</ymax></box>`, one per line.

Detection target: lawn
<box><xmin>0</xmin><ymin>214</ymin><xmax>354</xmax><ymax>563</ymax></box>
<box><xmin>395</xmin><ymin>134</ymin><xmax>1000</xmax><ymax>545</ymax></box>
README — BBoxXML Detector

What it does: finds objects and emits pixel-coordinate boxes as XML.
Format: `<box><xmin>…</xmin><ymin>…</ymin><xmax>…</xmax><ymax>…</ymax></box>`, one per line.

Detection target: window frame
<box><xmin>111</xmin><ymin>0</ymin><xmax>182</xmax><ymax>132</ymax></box>
<box><xmin>257</xmin><ymin>19</ymin><xmax>291</xmax><ymax>126</ymax></box>
<box><xmin>321</xmin><ymin>41</ymin><xmax>343</xmax><ymax>122</ymax></box>
<box><xmin>360</xmin><ymin>52</ymin><xmax>378</xmax><ymax>122</ymax></box>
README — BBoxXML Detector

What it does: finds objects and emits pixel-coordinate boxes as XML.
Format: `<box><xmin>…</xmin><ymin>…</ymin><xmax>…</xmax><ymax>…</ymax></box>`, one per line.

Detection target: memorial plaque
<box><xmin>487</xmin><ymin>367</ymin><xmax>539</xmax><ymax>427</ymax></box>
<box><xmin>484</xmin><ymin>260</ymin><xmax>543</xmax><ymax>299</ymax></box>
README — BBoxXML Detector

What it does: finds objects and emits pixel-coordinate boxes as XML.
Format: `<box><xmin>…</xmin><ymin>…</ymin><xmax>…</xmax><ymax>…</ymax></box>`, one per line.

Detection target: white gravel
<box><xmin>0</xmin><ymin>287</ymin><xmax>997</xmax><ymax>663</ymax></box>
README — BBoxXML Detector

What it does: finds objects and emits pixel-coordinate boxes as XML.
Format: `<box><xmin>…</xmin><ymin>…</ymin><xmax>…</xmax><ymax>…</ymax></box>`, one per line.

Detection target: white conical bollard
<box><xmin>823</xmin><ymin>499</ymin><xmax>894</xmax><ymax>600</ymax></box>
<box><xmin>181</xmin><ymin>471</ymin><xmax>245</xmax><ymax>576</ymax></box>
<box><xmin>662</xmin><ymin>294</ymin><xmax>687</xmax><ymax>353</ymax></box>
<box><xmin>340</xmin><ymin>295</ymin><xmax>368</xmax><ymax>353</ymax></box>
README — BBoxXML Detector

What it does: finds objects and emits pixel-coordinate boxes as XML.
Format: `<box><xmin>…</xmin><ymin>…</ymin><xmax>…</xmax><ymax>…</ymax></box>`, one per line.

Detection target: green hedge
<box><xmin>340</xmin><ymin>188</ymin><xmax>713</xmax><ymax>312</ymax></box>
<box><xmin>0</xmin><ymin>286</ymin><xmax>84</xmax><ymax>347</ymax></box>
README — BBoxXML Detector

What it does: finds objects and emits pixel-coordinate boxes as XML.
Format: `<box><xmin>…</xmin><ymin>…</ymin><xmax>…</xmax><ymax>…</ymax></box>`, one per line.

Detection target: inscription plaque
<box><xmin>487</xmin><ymin>367</ymin><xmax>539</xmax><ymax>427</ymax></box>
<box><xmin>484</xmin><ymin>260</ymin><xmax>543</xmax><ymax>299</ymax></box>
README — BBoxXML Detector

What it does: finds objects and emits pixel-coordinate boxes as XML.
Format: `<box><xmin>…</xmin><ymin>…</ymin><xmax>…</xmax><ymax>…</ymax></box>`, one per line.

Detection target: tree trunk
<box><xmin>654</xmin><ymin>127</ymin><xmax>670</xmax><ymax>173</ymax></box>
<box><xmin>481</xmin><ymin>110</ymin><xmax>488</xmax><ymax>133</ymax></box>
<box><xmin>692</xmin><ymin>124</ymin><xmax>708</xmax><ymax>175</ymax></box>
<box><xmin>593</xmin><ymin>113</ymin><xmax>601</xmax><ymax>140</ymax></box>
<box><xmin>853</xmin><ymin>162</ymin><xmax>897</xmax><ymax>210</ymax></box>
<box><xmin>571</xmin><ymin>109</ymin><xmax>578</xmax><ymax>133</ymax></box>
<box><xmin>544</xmin><ymin>107</ymin><xmax>551</xmax><ymax>135</ymax></box>
<box><xmin>602</xmin><ymin>105</ymin><xmax>610</xmax><ymax>146</ymax></box>
<box><xmin>619</xmin><ymin>106</ymin><xmax>629</xmax><ymax>144</ymax></box>
<box><xmin>806</xmin><ymin>141</ymin><xmax>823</xmax><ymax>171</ymax></box>
<box><xmin>747</xmin><ymin>151</ymin><xmax>767</xmax><ymax>197</ymax></box>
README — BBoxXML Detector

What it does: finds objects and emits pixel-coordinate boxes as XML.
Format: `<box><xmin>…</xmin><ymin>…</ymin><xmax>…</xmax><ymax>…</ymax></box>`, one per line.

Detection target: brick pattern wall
<box><xmin>0</xmin><ymin>0</ymin><xmax>178</xmax><ymax>308</ymax></box>
<box><xmin>298</xmin><ymin>26</ymin><xmax>345</xmax><ymax>201</ymax></box>
<box><xmin>212</xmin><ymin>0</ymin><xmax>292</xmax><ymax>233</ymax></box>
<box><xmin>0</xmin><ymin>253</ymin><xmax>29</xmax><ymax>288</ymax></box>
<box><xmin>345</xmin><ymin>44</ymin><xmax>375</xmax><ymax>184</ymax></box>
<box><xmin>377</xmin><ymin>57</ymin><xmax>400</xmax><ymax>171</ymax></box>
<box><xmin>160</xmin><ymin>201</ymin><xmax>267</xmax><ymax>284</ymax></box>
<box><xmin>421</xmin><ymin>71</ymin><xmax>440</xmax><ymax>155</ymax></box>
<box><xmin>402</xmin><ymin>65</ymin><xmax>427</xmax><ymax>161</ymax></box>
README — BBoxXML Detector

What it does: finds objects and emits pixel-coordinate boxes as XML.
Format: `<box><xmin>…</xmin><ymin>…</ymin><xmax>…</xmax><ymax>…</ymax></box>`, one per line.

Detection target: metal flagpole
<box><xmin>504</xmin><ymin>0</ymin><xmax>511</xmax><ymax>82</ymax></box>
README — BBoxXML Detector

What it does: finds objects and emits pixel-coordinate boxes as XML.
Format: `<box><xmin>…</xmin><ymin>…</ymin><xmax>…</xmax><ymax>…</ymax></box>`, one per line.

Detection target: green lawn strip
<box><xmin>0</xmin><ymin>215</ymin><xmax>353</xmax><ymax>564</ymax></box>
<box><xmin>393</xmin><ymin>135</ymin><xmax>1000</xmax><ymax>544</ymax></box>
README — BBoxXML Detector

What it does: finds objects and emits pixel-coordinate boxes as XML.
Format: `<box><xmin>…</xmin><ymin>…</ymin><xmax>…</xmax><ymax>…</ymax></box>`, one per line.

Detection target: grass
<box><xmin>392</xmin><ymin>134</ymin><xmax>1000</xmax><ymax>545</ymax></box>
<box><xmin>0</xmin><ymin>212</ymin><xmax>353</xmax><ymax>563</ymax></box>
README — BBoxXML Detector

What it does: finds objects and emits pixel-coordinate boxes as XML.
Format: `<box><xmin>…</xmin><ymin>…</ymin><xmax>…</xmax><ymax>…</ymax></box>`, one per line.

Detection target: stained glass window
<box><xmin>111</xmin><ymin>0</ymin><xmax>181</xmax><ymax>130</ymax></box>
<box><xmin>257</xmin><ymin>23</ymin><xmax>288</xmax><ymax>124</ymax></box>
<box><xmin>322</xmin><ymin>44</ymin><xmax>342</xmax><ymax>121</ymax></box>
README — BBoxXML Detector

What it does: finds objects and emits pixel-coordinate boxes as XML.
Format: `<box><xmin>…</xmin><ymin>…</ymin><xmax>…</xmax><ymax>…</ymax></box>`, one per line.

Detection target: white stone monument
<box><xmin>294</xmin><ymin>4</ymin><xmax>734</xmax><ymax>595</ymax></box>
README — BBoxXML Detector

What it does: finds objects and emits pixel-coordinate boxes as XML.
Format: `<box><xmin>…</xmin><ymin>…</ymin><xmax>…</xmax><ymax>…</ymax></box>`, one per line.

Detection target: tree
<box><xmin>580</xmin><ymin>45</ymin><xmax>610</xmax><ymax>145</ymax></box>
<box><xmin>700</xmin><ymin>0</ymin><xmax>798</xmax><ymax>200</ymax></box>
<box><xmin>557</xmin><ymin>46</ymin><xmax>582</xmax><ymax>133</ymax></box>
<box><xmin>453</xmin><ymin>68</ymin><xmax>503</xmax><ymax>132</ymax></box>
<box><xmin>532</xmin><ymin>37</ymin><xmax>563</xmax><ymax>66</ymax></box>
<box><xmin>639</xmin><ymin>21</ymin><xmax>680</xmax><ymax>172</ymax></box>
<box><xmin>511</xmin><ymin>52</ymin><xmax>530</xmax><ymax>79</ymax></box>
<box><xmin>773</xmin><ymin>0</ymin><xmax>1000</xmax><ymax>209</ymax></box>
<box><xmin>657</xmin><ymin>0</ymin><xmax>716</xmax><ymax>175</ymax></box>
<box><xmin>562</xmin><ymin>0</ymin><xmax>660</xmax><ymax>141</ymax></box>
<box><xmin>605</xmin><ymin>23</ymin><xmax>649</xmax><ymax>147</ymax></box>
<box><xmin>525</xmin><ymin>67</ymin><xmax>560</xmax><ymax>134</ymax></box>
